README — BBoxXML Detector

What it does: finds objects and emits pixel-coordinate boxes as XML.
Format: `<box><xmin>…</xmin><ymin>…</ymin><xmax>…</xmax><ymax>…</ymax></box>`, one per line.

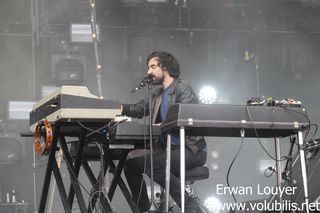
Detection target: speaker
<box><xmin>0</xmin><ymin>135</ymin><xmax>23</xmax><ymax>164</ymax></box>
<box><xmin>51</xmin><ymin>54</ymin><xmax>87</xmax><ymax>86</ymax></box>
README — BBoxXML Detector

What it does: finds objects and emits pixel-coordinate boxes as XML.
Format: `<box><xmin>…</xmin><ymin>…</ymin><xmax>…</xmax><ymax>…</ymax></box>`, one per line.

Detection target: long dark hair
<box><xmin>146</xmin><ymin>51</ymin><xmax>180</xmax><ymax>78</ymax></box>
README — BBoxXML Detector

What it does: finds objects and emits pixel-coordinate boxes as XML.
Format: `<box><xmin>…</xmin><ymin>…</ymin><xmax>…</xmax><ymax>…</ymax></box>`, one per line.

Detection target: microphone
<box><xmin>131</xmin><ymin>74</ymin><xmax>153</xmax><ymax>93</ymax></box>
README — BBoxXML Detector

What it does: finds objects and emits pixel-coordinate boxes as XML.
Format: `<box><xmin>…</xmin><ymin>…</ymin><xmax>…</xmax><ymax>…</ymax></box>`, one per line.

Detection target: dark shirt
<box><xmin>160</xmin><ymin>83</ymin><xmax>179</xmax><ymax>145</ymax></box>
<box><xmin>160</xmin><ymin>83</ymin><xmax>207</xmax><ymax>152</ymax></box>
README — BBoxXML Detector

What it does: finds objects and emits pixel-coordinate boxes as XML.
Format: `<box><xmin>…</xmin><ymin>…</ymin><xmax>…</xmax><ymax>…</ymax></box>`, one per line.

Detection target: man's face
<box><xmin>147</xmin><ymin>57</ymin><xmax>165</xmax><ymax>85</ymax></box>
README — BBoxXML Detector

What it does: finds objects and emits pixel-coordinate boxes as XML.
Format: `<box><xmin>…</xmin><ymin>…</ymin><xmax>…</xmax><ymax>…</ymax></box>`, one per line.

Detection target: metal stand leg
<box><xmin>180</xmin><ymin>127</ymin><xmax>185</xmax><ymax>213</ymax></box>
<box><xmin>298</xmin><ymin>131</ymin><xmax>309</xmax><ymax>213</ymax></box>
<box><xmin>165</xmin><ymin>134</ymin><xmax>171</xmax><ymax>212</ymax></box>
<box><xmin>38</xmin><ymin>126</ymin><xmax>69</xmax><ymax>213</ymax></box>
<box><xmin>274</xmin><ymin>137</ymin><xmax>283</xmax><ymax>213</ymax></box>
<box><xmin>48</xmin><ymin>149</ymin><xmax>63</xmax><ymax>213</ymax></box>
<box><xmin>32</xmin><ymin>144</ymin><xmax>37</xmax><ymax>213</ymax></box>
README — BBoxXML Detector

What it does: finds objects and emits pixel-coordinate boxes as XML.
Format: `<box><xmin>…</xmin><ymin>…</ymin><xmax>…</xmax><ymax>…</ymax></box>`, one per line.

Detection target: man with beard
<box><xmin>121</xmin><ymin>51</ymin><xmax>207</xmax><ymax>213</ymax></box>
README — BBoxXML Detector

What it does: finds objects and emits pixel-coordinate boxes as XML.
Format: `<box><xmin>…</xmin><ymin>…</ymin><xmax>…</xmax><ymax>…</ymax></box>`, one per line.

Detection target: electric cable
<box><xmin>226</xmin><ymin>136</ymin><xmax>244</xmax><ymax>204</ymax></box>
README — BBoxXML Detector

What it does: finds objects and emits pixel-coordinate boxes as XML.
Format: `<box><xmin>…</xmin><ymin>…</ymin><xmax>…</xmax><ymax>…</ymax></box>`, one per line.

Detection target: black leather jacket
<box><xmin>122</xmin><ymin>78</ymin><xmax>206</xmax><ymax>153</ymax></box>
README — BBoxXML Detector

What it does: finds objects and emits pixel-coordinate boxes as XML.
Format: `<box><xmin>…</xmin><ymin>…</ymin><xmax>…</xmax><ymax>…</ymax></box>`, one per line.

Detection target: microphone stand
<box><xmin>147</xmin><ymin>81</ymin><xmax>157</xmax><ymax>212</ymax></box>
<box><xmin>131</xmin><ymin>76</ymin><xmax>156</xmax><ymax>211</ymax></box>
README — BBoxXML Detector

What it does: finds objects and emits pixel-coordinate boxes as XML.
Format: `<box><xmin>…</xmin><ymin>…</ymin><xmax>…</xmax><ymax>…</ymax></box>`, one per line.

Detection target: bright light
<box><xmin>8</xmin><ymin>101</ymin><xmax>35</xmax><ymax>120</ymax></box>
<box><xmin>211</xmin><ymin>162</ymin><xmax>219</xmax><ymax>171</ymax></box>
<box><xmin>259</xmin><ymin>159</ymin><xmax>274</xmax><ymax>173</ymax></box>
<box><xmin>211</xmin><ymin>150</ymin><xmax>219</xmax><ymax>159</ymax></box>
<box><xmin>70</xmin><ymin>24</ymin><xmax>100</xmax><ymax>42</ymax></box>
<box><xmin>42</xmin><ymin>85</ymin><xmax>58</xmax><ymax>98</ymax></box>
<box><xmin>199</xmin><ymin>86</ymin><xmax>217</xmax><ymax>104</ymax></box>
<box><xmin>204</xmin><ymin>196</ymin><xmax>222</xmax><ymax>213</ymax></box>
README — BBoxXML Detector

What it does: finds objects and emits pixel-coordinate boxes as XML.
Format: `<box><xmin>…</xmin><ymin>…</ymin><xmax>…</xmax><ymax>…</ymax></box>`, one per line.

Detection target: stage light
<box><xmin>244</xmin><ymin>50</ymin><xmax>250</xmax><ymax>61</ymax></box>
<box><xmin>211</xmin><ymin>150</ymin><xmax>219</xmax><ymax>159</ymax></box>
<box><xmin>41</xmin><ymin>85</ymin><xmax>58</xmax><ymax>98</ymax></box>
<box><xmin>70</xmin><ymin>24</ymin><xmax>100</xmax><ymax>43</ymax></box>
<box><xmin>8</xmin><ymin>101</ymin><xmax>35</xmax><ymax>120</ymax></box>
<box><xmin>204</xmin><ymin>196</ymin><xmax>222</xmax><ymax>213</ymax></box>
<box><xmin>211</xmin><ymin>162</ymin><xmax>219</xmax><ymax>171</ymax></box>
<box><xmin>199</xmin><ymin>86</ymin><xmax>217</xmax><ymax>104</ymax></box>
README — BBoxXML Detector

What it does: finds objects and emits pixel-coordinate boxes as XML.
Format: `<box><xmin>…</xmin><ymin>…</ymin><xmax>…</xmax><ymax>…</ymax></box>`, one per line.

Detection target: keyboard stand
<box><xmin>164</xmin><ymin>129</ymin><xmax>310</xmax><ymax>213</ymax></box>
<box><xmin>35</xmin><ymin>122</ymin><xmax>141</xmax><ymax>213</ymax></box>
